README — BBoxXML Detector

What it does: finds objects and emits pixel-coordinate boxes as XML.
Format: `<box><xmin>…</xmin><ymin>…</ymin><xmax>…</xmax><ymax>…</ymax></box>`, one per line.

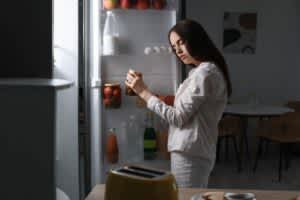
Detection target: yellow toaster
<box><xmin>105</xmin><ymin>165</ymin><xmax>179</xmax><ymax>200</ymax></box>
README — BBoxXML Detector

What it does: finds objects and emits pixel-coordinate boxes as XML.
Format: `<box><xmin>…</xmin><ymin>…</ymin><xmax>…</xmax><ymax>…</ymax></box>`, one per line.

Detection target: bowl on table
<box><xmin>224</xmin><ymin>193</ymin><xmax>255</xmax><ymax>200</ymax></box>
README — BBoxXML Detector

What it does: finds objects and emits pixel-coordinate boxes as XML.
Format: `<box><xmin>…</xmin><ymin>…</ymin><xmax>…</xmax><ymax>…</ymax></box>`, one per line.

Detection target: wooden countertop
<box><xmin>86</xmin><ymin>184</ymin><xmax>299</xmax><ymax>200</ymax></box>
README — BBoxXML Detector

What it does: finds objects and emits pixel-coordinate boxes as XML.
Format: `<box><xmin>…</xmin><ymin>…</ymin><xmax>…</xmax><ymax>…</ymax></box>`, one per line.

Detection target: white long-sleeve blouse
<box><xmin>147</xmin><ymin>62</ymin><xmax>227</xmax><ymax>163</ymax></box>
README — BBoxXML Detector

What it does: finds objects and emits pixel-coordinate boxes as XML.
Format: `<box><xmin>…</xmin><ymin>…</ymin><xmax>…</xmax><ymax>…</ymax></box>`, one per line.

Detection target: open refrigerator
<box><xmin>84</xmin><ymin>0</ymin><xmax>185</xmax><ymax>188</ymax></box>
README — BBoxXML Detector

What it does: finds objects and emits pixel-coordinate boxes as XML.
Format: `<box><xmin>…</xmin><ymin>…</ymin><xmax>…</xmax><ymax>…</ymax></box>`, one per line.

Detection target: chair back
<box><xmin>286</xmin><ymin>101</ymin><xmax>300</xmax><ymax>112</ymax></box>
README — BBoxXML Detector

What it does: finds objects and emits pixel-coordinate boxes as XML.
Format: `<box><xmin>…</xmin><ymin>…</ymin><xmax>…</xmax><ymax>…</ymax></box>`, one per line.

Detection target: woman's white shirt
<box><xmin>147</xmin><ymin>62</ymin><xmax>227</xmax><ymax>163</ymax></box>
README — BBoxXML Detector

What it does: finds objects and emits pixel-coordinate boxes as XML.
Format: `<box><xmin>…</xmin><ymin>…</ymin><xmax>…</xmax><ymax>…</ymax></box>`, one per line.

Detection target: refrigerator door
<box><xmin>53</xmin><ymin>0</ymin><xmax>79</xmax><ymax>199</ymax></box>
<box><xmin>87</xmin><ymin>0</ymin><xmax>104</xmax><ymax>187</ymax></box>
<box><xmin>87</xmin><ymin>0</ymin><xmax>184</xmax><ymax>187</ymax></box>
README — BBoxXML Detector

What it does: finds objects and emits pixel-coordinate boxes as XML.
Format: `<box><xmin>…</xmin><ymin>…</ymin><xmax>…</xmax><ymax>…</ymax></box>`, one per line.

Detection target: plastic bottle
<box><xmin>144</xmin><ymin>111</ymin><xmax>157</xmax><ymax>160</ymax></box>
<box><xmin>103</xmin><ymin>11</ymin><xmax>119</xmax><ymax>55</ymax></box>
<box><xmin>127</xmin><ymin>115</ymin><xmax>143</xmax><ymax>162</ymax></box>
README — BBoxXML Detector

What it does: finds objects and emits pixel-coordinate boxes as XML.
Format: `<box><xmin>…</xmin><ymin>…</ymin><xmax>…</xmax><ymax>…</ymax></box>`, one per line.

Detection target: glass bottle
<box><xmin>102</xmin><ymin>11</ymin><xmax>119</xmax><ymax>55</ymax></box>
<box><xmin>144</xmin><ymin>111</ymin><xmax>157</xmax><ymax>160</ymax></box>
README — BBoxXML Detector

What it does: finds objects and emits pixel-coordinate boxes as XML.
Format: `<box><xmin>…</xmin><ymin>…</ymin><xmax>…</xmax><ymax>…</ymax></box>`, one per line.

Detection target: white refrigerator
<box><xmin>85</xmin><ymin>0</ymin><xmax>185</xmax><ymax>188</ymax></box>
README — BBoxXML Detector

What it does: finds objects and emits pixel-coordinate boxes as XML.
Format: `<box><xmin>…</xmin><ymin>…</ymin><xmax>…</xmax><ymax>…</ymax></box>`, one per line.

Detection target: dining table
<box><xmin>223</xmin><ymin>103</ymin><xmax>294</xmax><ymax>168</ymax></box>
<box><xmin>85</xmin><ymin>184</ymin><xmax>300</xmax><ymax>200</ymax></box>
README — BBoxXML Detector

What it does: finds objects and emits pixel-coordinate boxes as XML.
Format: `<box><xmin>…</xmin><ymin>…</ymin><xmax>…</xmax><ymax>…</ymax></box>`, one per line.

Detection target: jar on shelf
<box><xmin>103</xmin><ymin>82</ymin><xmax>122</xmax><ymax>109</ymax></box>
<box><xmin>125</xmin><ymin>69</ymin><xmax>142</xmax><ymax>96</ymax></box>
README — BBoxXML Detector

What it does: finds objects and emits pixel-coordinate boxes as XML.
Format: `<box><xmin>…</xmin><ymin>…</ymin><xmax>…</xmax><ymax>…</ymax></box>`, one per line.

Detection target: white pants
<box><xmin>171</xmin><ymin>151</ymin><xmax>214</xmax><ymax>188</ymax></box>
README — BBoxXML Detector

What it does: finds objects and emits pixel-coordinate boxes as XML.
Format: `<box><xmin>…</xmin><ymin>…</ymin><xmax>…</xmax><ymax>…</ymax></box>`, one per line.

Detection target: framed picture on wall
<box><xmin>223</xmin><ymin>12</ymin><xmax>257</xmax><ymax>54</ymax></box>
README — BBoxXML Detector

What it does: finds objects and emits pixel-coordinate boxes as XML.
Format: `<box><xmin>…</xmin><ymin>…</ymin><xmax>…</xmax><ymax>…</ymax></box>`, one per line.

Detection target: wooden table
<box><xmin>86</xmin><ymin>184</ymin><xmax>299</xmax><ymax>200</ymax></box>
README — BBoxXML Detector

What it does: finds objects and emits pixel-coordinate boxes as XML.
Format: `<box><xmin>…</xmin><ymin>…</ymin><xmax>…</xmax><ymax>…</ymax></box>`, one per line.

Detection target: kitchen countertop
<box><xmin>86</xmin><ymin>184</ymin><xmax>299</xmax><ymax>200</ymax></box>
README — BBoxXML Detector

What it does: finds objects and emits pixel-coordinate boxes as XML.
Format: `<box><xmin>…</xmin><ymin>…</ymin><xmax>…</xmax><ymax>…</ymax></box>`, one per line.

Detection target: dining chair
<box><xmin>286</xmin><ymin>101</ymin><xmax>300</xmax><ymax>112</ymax></box>
<box><xmin>253</xmin><ymin>112</ymin><xmax>300</xmax><ymax>181</ymax></box>
<box><xmin>286</xmin><ymin>101</ymin><xmax>300</xmax><ymax>155</ymax></box>
<box><xmin>217</xmin><ymin>115</ymin><xmax>242</xmax><ymax>172</ymax></box>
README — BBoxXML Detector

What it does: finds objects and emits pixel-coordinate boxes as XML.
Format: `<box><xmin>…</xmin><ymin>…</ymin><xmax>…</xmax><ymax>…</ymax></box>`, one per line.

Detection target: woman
<box><xmin>125</xmin><ymin>19</ymin><xmax>232</xmax><ymax>188</ymax></box>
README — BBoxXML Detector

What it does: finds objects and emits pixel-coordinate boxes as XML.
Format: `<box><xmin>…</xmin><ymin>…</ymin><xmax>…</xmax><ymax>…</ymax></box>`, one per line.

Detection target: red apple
<box><xmin>152</xmin><ymin>0</ymin><xmax>166</xmax><ymax>9</ymax></box>
<box><xmin>112</xmin><ymin>88</ymin><xmax>121</xmax><ymax>98</ymax></box>
<box><xmin>103</xmin><ymin>86</ymin><xmax>113</xmax><ymax>98</ymax></box>
<box><xmin>136</xmin><ymin>0</ymin><xmax>150</xmax><ymax>9</ymax></box>
<box><xmin>103</xmin><ymin>0</ymin><xmax>119</xmax><ymax>9</ymax></box>
<box><xmin>120</xmin><ymin>0</ymin><xmax>131</xmax><ymax>9</ymax></box>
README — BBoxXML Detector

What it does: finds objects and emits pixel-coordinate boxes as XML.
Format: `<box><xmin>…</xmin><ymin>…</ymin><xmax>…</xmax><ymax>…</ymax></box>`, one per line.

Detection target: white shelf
<box><xmin>101</xmin><ymin>8</ymin><xmax>177</xmax><ymax>13</ymax></box>
<box><xmin>101</xmin><ymin>53</ymin><xmax>173</xmax><ymax>57</ymax></box>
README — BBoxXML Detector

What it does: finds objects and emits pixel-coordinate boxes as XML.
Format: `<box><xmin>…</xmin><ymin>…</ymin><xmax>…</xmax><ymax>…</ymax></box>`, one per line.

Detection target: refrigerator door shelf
<box><xmin>101</xmin><ymin>8</ymin><xmax>178</xmax><ymax>13</ymax></box>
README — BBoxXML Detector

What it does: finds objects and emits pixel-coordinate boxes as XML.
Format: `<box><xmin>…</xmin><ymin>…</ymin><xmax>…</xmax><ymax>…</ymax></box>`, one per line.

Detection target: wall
<box><xmin>53</xmin><ymin>0</ymin><xmax>79</xmax><ymax>199</ymax></box>
<box><xmin>187</xmin><ymin>0</ymin><xmax>300</xmax><ymax>105</ymax></box>
<box><xmin>0</xmin><ymin>1</ymin><xmax>52</xmax><ymax>78</ymax></box>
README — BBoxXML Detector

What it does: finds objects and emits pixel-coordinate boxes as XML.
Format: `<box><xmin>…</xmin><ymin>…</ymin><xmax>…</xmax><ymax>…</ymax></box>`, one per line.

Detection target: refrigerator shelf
<box><xmin>101</xmin><ymin>8</ymin><xmax>177</xmax><ymax>13</ymax></box>
<box><xmin>101</xmin><ymin>52</ymin><xmax>174</xmax><ymax>57</ymax></box>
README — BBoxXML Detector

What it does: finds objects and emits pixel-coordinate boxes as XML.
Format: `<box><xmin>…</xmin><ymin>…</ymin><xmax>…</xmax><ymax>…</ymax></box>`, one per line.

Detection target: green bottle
<box><xmin>144</xmin><ymin>111</ymin><xmax>157</xmax><ymax>160</ymax></box>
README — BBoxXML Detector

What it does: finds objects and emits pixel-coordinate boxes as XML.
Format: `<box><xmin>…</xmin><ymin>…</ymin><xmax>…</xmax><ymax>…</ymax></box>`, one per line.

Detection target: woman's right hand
<box><xmin>125</xmin><ymin>69</ymin><xmax>153</xmax><ymax>101</ymax></box>
<box><xmin>125</xmin><ymin>69</ymin><xmax>147</xmax><ymax>95</ymax></box>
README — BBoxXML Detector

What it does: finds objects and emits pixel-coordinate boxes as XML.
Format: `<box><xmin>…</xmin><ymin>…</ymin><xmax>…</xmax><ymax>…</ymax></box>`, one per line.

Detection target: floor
<box><xmin>209</xmin><ymin>146</ymin><xmax>300</xmax><ymax>191</ymax></box>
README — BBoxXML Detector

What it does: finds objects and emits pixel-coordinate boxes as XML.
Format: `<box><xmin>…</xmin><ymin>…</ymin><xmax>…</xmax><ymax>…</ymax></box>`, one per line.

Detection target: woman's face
<box><xmin>169</xmin><ymin>31</ymin><xmax>200</xmax><ymax>66</ymax></box>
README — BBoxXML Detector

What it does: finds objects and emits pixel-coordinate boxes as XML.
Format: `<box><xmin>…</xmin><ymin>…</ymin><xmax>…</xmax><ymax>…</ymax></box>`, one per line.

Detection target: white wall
<box><xmin>187</xmin><ymin>0</ymin><xmax>300</xmax><ymax>105</ymax></box>
<box><xmin>53</xmin><ymin>0</ymin><xmax>79</xmax><ymax>199</ymax></box>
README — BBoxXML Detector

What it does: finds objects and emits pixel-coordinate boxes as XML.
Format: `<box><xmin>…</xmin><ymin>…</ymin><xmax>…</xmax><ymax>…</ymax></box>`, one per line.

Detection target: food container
<box><xmin>125</xmin><ymin>71</ymin><xmax>142</xmax><ymax>96</ymax></box>
<box><xmin>224</xmin><ymin>193</ymin><xmax>255</xmax><ymax>200</ymax></box>
<box><xmin>103</xmin><ymin>83</ymin><xmax>122</xmax><ymax>109</ymax></box>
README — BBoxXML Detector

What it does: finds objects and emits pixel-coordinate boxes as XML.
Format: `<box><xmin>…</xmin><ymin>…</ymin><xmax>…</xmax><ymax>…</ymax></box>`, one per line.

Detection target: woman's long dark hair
<box><xmin>168</xmin><ymin>19</ymin><xmax>232</xmax><ymax>97</ymax></box>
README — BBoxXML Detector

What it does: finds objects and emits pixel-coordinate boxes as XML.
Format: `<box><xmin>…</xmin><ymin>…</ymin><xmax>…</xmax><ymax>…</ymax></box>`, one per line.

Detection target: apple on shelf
<box><xmin>136</xmin><ymin>0</ymin><xmax>150</xmax><ymax>9</ymax></box>
<box><xmin>103</xmin><ymin>0</ymin><xmax>119</xmax><ymax>10</ymax></box>
<box><xmin>152</xmin><ymin>0</ymin><xmax>166</xmax><ymax>10</ymax></box>
<box><xmin>120</xmin><ymin>0</ymin><xmax>131</xmax><ymax>9</ymax></box>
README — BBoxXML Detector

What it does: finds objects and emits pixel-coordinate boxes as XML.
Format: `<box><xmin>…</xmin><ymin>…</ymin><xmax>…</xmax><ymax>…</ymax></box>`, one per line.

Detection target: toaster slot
<box><xmin>127</xmin><ymin>166</ymin><xmax>165</xmax><ymax>176</ymax></box>
<box><xmin>118</xmin><ymin>168</ymin><xmax>155</xmax><ymax>178</ymax></box>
